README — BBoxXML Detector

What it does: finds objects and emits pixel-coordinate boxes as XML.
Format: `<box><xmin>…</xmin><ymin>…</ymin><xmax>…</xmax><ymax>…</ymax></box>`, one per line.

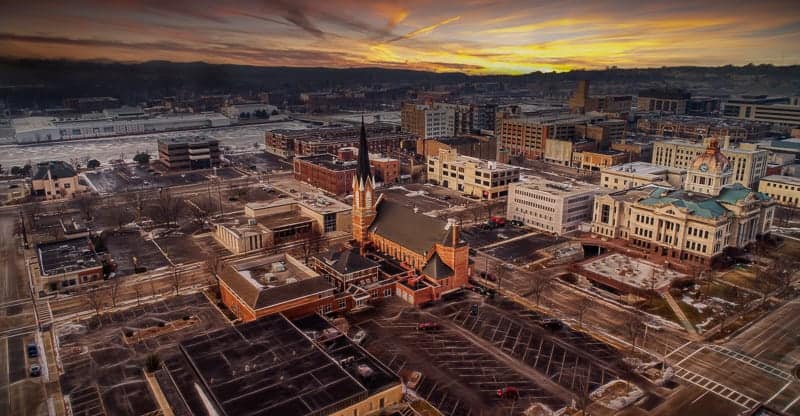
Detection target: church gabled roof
<box><xmin>422</xmin><ymin>253</ymin><xmax>454</xmax><ymax>280</ymax></box>
<box><xmin>369</xmin><ymin>199</ymin><xmax>451</xmax><ymax>255</ymax></box>
<box><xmin>356</xmin><ymin>118</ymin><xmax>372</xmax><ymax>183</ymax></box>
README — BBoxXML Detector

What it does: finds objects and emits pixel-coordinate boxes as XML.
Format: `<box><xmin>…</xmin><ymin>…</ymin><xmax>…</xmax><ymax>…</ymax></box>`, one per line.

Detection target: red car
<box><xmin>417</xmin><ymin>322</ymin><xmax>440</xmax><ymax>331</ymax></box>
<box><xmin>497</xmin><ymin>386</ymin><xmax>519</xmax><ymax>398</ymax></box>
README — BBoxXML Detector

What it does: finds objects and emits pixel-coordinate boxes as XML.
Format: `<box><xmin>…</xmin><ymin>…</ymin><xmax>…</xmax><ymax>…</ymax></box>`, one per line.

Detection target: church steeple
<box><xmin>352</xmin><ymin>116</ymin><xmax>377</xmax><ymax>249</ymax></box>
<box><xmin>356</xmin><ymin>116</ymin><xmax>372</xmax><ymax>184</ymax></box>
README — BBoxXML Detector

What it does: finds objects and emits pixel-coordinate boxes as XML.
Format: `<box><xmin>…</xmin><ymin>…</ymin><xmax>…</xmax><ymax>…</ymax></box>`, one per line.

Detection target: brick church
<box><xmin>351</xmin><ymin>120</ymin><xmax>471</xmax><ymax>305</ymax></box>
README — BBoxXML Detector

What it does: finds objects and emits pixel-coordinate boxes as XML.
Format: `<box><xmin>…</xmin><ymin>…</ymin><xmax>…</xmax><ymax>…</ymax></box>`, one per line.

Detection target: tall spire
<box><xmin>356</xmin><ymin>115</ymin><xmax>372</xmax><ymax>183</ymax></box>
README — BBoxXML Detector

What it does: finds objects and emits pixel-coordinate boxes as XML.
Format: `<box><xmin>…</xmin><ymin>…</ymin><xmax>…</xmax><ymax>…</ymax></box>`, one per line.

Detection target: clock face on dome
<box><xmin>700</xmin><ymin>163</ymin><xmax>708</xmax><ymax>172</ymax></box>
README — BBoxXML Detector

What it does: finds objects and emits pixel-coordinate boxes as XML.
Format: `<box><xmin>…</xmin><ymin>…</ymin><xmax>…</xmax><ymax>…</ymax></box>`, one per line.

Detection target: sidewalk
<box><xmin>661</xmin><ymin>291</ymin><xmax>697</xmax><ymax>335</ymax></box>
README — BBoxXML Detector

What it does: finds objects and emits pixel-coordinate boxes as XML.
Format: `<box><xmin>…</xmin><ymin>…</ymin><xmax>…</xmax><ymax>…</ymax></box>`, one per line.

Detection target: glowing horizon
<box><xmin>1</xmin><ymin>0</ymin><xmax>798</xmax><ymax>75</ymax></box>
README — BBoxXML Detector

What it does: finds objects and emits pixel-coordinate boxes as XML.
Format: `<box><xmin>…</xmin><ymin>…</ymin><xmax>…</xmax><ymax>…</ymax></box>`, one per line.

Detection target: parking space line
<box><xmin>783</xmin><ymin>394</ymin><xmax>800</xmax><ymax>413</ymax></box>
<box><xmin>766</xmin><ymin>381</ymin><xmax>792</xmax><ymax>404</ymax></box>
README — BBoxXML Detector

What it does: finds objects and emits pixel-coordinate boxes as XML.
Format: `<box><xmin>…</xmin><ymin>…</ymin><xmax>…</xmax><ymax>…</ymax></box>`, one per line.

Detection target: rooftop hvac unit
<box><xmin>357</xmin><ymin>364</ymin><xmax>374</xmax><ymax>378</ymax></box>
<box><xmin>271</xmin><ymin>262</ymin><xmax>286</xmax><ymax>273</ymax></box>
<box><xmin>262</xmin><ymin>273</ymin><xmax>276</xmax><ymax>283</ymax></box>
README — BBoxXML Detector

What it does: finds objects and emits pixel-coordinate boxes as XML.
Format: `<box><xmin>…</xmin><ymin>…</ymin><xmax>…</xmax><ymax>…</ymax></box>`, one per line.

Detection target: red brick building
<box><xmin>293</xmin><ymin>152</ymin><xmax>400</xmax><ymax>194</ymax></box>
<box><xmin>351</xmin><ymin>121</ymin><xmax>471</xmax><ymax>305</ymax></box>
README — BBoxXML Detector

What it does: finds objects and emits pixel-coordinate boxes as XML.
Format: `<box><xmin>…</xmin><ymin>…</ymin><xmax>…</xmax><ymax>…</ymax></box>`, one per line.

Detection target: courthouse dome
<box><xmin>691</xmin><ymin>138</ymin><xmax>730</xmax><ymax>174</ymax></box>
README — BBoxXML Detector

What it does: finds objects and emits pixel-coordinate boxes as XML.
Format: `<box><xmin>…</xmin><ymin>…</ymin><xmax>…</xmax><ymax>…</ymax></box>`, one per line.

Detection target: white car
<box><xmin>352</xmin><ymin>330</ymin><xmax>367</xmax><ymax>345</ymax></box>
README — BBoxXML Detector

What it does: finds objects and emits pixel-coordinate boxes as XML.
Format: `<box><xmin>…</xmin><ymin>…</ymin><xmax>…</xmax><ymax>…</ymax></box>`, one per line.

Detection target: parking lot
<box><xmin>225</xmin><ymin>151</ymin><xmax>291</xmax><ymax>173</ymax></box>
<box><xmin>482</xmin><ymin>234</ymin><xmax>568</xmax><ymax>265</ymax></box>
<box><xmin>461</xmin><ymin>224</ymin><xmax>531</xmax><ymax>249</ymax></box>
<box><xmin>84</xmin><ymin>164</ymin><xmax>244</xmax><ymax>194</ymax></box>
<box><xmin>351</xmin><ymin>294</ymin><xmax>651</xmax><ymax>415</ymax></box>
<box><xmin>55</xmin><ymin>293</ymin><xmax>230</xmax><ymax>416</ymax></box>
<box><xmin>378</xmin><ymin>184</ymin><xmax>473</xmax><ymax>215</ymax></box>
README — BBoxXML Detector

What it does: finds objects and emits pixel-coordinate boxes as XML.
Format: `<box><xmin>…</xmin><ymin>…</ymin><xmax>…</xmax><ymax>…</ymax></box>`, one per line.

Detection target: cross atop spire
<box><xmin>356</xmin><ymin>115</ymin><xmax>372</xmax><ymax>183</ymax></box>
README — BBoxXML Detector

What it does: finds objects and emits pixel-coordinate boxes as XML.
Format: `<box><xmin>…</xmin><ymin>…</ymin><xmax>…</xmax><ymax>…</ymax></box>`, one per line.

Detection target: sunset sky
<box><xmin>1</xmin><ymin>0</ymin><xmax>799</xmax><ymax>74</ymax></box>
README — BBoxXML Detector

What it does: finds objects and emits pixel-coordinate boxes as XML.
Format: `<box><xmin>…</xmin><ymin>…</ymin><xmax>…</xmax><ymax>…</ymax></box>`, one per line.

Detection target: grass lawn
<box><xmin>641</xmin><ymin>297</ymin><xmax>681</xmax><ymax>325</ymax></box>
<box><xmin>676</xmin><ymin>298</ymin><xmax>716</xmax><ymax>327</ymax></box>
<box><xmin>716</xmin><ymin>268</ymin><xmax>760</xmax><ymax>291</ymax></box>
<box><xmin>701</xmin><ymin>281</ymin><xmax>757</xmax><ymax>305</ymax></box>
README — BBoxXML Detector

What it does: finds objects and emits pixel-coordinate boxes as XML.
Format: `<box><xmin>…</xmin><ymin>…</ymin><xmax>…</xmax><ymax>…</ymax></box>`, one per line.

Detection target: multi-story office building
<box><xmin>543</xmin><ymin>138</ymin><xmax>597</xmax><ymax>166</ymax></box>
<box><xmin>507</xmin><ymin>177</ymin><xmax>600</xmax><ymax>235</ymax></box>
<box><xmin>426</xmin><ymin>149</ymin><xmax>519</xmax><ymax>199</ymax></box>
<box><xmin>580</xmin><ymin>150</ymin><xmax>628</xmax><ymax>171</ymax></box>
<box><xmin>401</xmin><ymin>102</ymin><xmax>454</xmax><ymax>138</ymax></box>
<box><xmin>575</xmin><ymin>119</ymin><xmax>626</xmax><ymax>148</ymax></box>
<box><xmin>601</xmin><ymin>162</ymin><xmax>686</xmax><ymax>191</ymax></box>
<box><xmin>636</xmin><ymin>115</ymin><xmax>769</xmax><ymax>142</ymax></box>
<box><xmin>416</xmin><ymin>135</ymin><xmax>497</xmax><ymax>160</ymax></box>
<box><xmin>652</xmin><ymin>138</ymin><xmax>768</xmax><ymax>188</ymax></box>
<box><xmin>568</xmin><ymin>80</ymin><xmax>632</xmax><ymax>114</ymax></box>
<box><xmin>472</xmin><ymin>103</ymin><xmax>498</xmax><ymax>132</ymax></box>
<box><xmin>611</xmin><ymin>140</ymin><xmax>653</xmax><ymax>162</ymax></box>
<box><xmin>157</xmin><ymin>136</ymin><xmax>220</xmax><ymax>170</ymax></box>
<box><xmin>294</xmin><ymin>151</ymin><xmax>399</xmax><ymax>195</ymax></box>
<box><xmin>265</xmin><ymin>123</ymin><xmax>407</xmax><ymax>158</ymax></box>
<box><xmin>497</xmin><ymin>114</ymin><xmax>606</xmax><ymax>160</ymax></box>
<box><xmin>31</xmin><ymin>161</ymin><xmax>86</xmax><ymax>200</ymax></box>
<box><xmin>722</xmin><ymin>95</ymin><xmax>800</xmax><ymax>128</ymax></box>
<box><xmin>637</xmin><ymin>88</ymin><xmax>691</xmax><ymax>114</ymax></box>
<box><xmin>758</xmin><ymin>175</ymin><xmax>800</xmax><ymax>208</ymax></box>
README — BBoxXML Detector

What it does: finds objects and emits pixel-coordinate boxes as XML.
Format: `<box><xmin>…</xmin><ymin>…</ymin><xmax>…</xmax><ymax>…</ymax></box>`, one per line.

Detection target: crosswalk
<box><xmin>674</xmin><ymin>366</ymin><xmax>761</xmax><ymax>410</ymax></box>
<box><xmin>705</xmin><ymin>344</ymin><xmax>793</xmax><ymax>381</ymax></box>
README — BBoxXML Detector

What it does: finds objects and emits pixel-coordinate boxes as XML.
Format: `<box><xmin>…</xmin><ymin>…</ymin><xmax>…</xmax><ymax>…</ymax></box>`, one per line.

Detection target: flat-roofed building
<box><xmin>218</xmin><ymin>253</ymin><xmax>333</xmax><ymax>320</ymax></box>
<box><xmin>157</xmin><ymin>136</ymin><xmax>220</xmax><ymax>170</ymax></box>
<box><xmin>415</xmin><ymin>135</ymin><xmax>497</xmax><ymax>160</ymax></box>
<box><xmin>426</xmin><ymin>148</ymin><xmax>520</xmax><ymax>199</ymax></box>
<box><xmin>507</xmin><ymin>177</ymin><xmax>600</xmax><ymax>235</ymax></box>
<box><xmin>575</xmin><ymin>119</ymin><xmax>626</xmax><ymax>147</ymax></box>
<box><xmin>497</xmin><ymin>113</ymin><xmax>607</xmax><ymax>160</ymax></box>
<box><xmin>722</xmin><ymin>95</ymin><xmax>800</xmax><ymax>129</ymax></box>
<box><xmin>174</xmin><ymin>314</ymin><xmax>403</xmax><ymax>416</ymax></box>
<box><xmin>294</xmin><ymin>153</ymin><xmax>359</xmax><ymax>195</ymax></box>
<box><xmin>652</xmin><ymin>138</ymin><xmax>768</xmax><ymax>188</ymax></box>
<box><xmin>611</xmin><ymin>140</ymin><xmax>653</xmax><ymax>162</ymax></box>
<box><xmin>601</xmin><ymin>162</ymin><xmax>686</xmax><ymax>191</ymax></box>
<box><xmin>580</xmin><ymin>150</ymin><xmax>628</xmax><ymax>171</ymax></box>
<box><xmin>544</xmin><ymin>138</ymin><xmax>596</xmax><ymax>166</ymax></box>
<box><xmin>214</xmin><ymin>194</ymin><xmax>351</xmax><ymax>254</ymax></box>
<box><xmin>35</xmin><ymin>237</ymin><xmax>104</xmax><ymax>293</ymax></box>
<box><xmin>265</xmin><ymin>123</ymin><xmax>406</xmax><ymax>158</ymax></box>
<box><xmin>31</xmin><ymin>161</ymin><xmax>86</xmax><ymax>200</ymax></box>
<box><xmin>758</xmin><ymin>175</ymin><xmax>800</xmax><ymax>207</ymax></box>
<box><xmin>637</xmin><ymin>87</ymin><xmax>691</xmax><ymax>114</ymax></box>
<box><xmin>636</xmin><ymin>115</ymin><xmax>769</xmax><ymax>142</ymax></box>
<box><xmin>401</xmin><ymin>102</ymin><xmax>470</xmax><ymax>139</ymax></box>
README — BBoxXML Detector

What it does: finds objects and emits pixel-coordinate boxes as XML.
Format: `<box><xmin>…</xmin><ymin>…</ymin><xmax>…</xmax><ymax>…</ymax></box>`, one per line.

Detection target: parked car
<box><xmin>352</xmin><ymin>330</ymin><xmax>367</xmax><ymax>345</ymax></box>
<box><xmin>29</xmin><ymin>364</ymin><xmax>41</xmax><ymax>377</ymax></box>
<box><xmin>417</xmin><ymin>322</ymin><xmax>440</xmax><ymax>331</ymax></box>
<box><xmin>470</xmin><ymin>304</ymin><xmax>479</xmax><ymax>316</ymax></box>
<box><xmin>542</xmin><ymin>318</ymin><xmax>562</xmax><ymax>330</ymax></box>
<box><xmin>26</xmin><ymin>344</ymin><xmax>38</xmax><ymax>358</ymax></box>
<box><xmin>496</xmin><ymin>386</ymin><xmax>519</xmax><ymax>398</ymax></box>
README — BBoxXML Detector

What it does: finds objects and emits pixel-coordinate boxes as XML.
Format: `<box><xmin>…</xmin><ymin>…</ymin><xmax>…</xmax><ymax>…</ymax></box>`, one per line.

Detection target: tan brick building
<box><xmin>31</xmin><ymin>161</ymin><xmax>86</xmax><ymax>200</ymax></box>
<box><xmin>426</xmin><ymin>149</ymin><xmax>520</xmax><ymax>199</ymax></box>
<box><xmin>758</xmin><ymin>175</ymin><xmax>800</xmax><ymax>207</ymax></box>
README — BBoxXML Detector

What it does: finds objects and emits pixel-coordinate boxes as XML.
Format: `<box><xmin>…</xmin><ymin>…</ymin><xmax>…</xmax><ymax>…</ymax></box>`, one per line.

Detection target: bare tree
<box><xmin>148</xmin><ymin>189</ymin><xmax>185</xmax><ymax>226</ymax></box>
<box><xmin>573</xmin><ymin>373</ymin><xmax>593</xmax><ymax>416</ymax></box>
<box><xmin>624</xmin><ymin>313</ymin><xmax>645</xmax><ymax>353</ymax></box>
<box><xmin>575</xmin><ymin>297</ymin><xmax>592</xmax><ymax>328</ymax></box>
<box><xmin>134</xmin><ymin>284</ymin><xmax>143</xmax><ymax>306</ymax></box>
<box><xmin>125</xmin><ymin>191</ymin><xmax>147</xmax><ymax>222</ymax></box>
<box><xmin>110</xmin><ymin>207</ymin><xmax>134</xmax><ymax>230</ymax></box>
<box><xmin>85</xmin><ymin>286</ymin><xmax>107</xmax><ymax>318</ymax></box>
<box><xmin>22</xmin><ymin>201</ymin><xmax>43</xmax><ymax>230</ymax></box>
<box><xmin>190</xmin><ymin>195</ymin><xmax>216</xmax><ymax>224</ymax></box>
<box><xmin>170</xmin><ymin>266</ymin><xmax>183</xmax><ymax>296</ymax></box>
<box><xmin>109</xmin><ymin>278</ymin><xmax>122</xmax><ymax>308</ymax></box>
<box><xmin>205</xmin><ymin>254</ymin><xmax>224</xmax><ymax>295</ymax></box>
<box><xmin>470</xmin><ymin>205</ymin><xmax>484</xmax><ymax>223</ymax></box>
<box><xmin>527</xmin><ymin>274</ymin><xmax>554</xmax><ymax>306</ymax></box>
<box><xmin>300</xmin><ymin>228</ymin><xmax>326</xmax><ymax>264</ymax></box>
<box><xmin>75</xmin><ymin>194</ymin><xmax>99</xmax><ymax>221</ymax></box>
<box><xmin>493</xmin><ymin>263</ymin><xmax>510</xmax><ymax>291</ymax></box>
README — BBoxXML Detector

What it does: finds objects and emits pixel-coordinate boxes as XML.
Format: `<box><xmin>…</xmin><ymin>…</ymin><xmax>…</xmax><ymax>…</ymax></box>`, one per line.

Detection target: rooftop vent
<box><xmin>356</xmin><ymin>364</ymin><xmax>373</xmax><ymax>378</ymax></box>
